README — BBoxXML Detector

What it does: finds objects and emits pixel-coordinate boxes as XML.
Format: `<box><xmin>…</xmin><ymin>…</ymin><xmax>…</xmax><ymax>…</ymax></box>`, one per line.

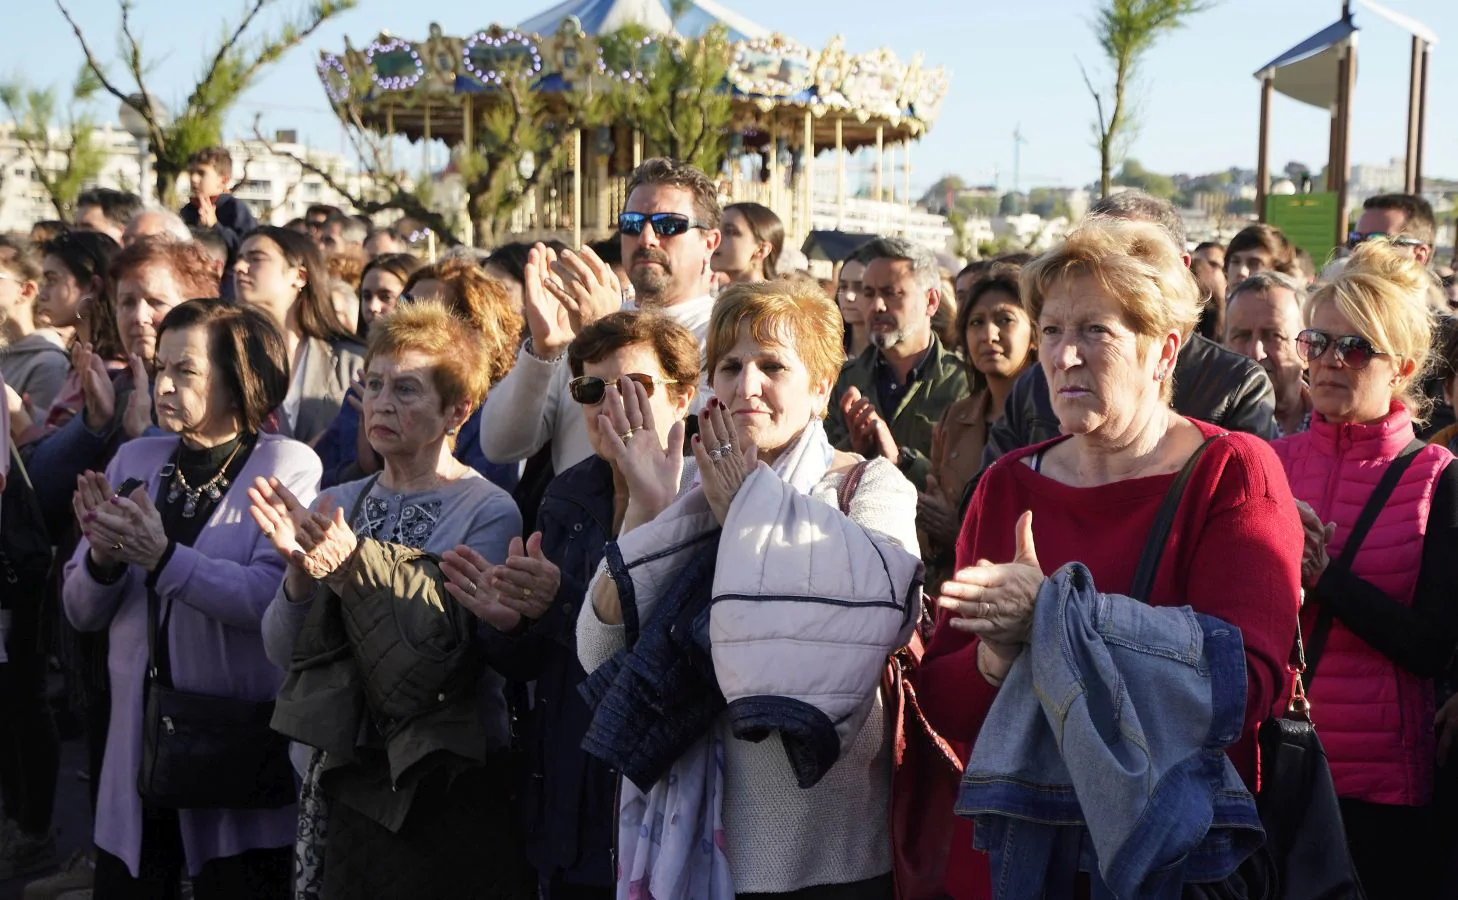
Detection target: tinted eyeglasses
<box><xmin>618</xmin><ymin>212</ymin><xmax>706</xmax><ymax>238</ymax></box>
<box><xmin>569</xmin><ymin>373</ymin><xmax>679</xmax><ymax>405</ymax></box>
<box><xmin>1295</xmin><ymin>329</ymin><xmax>1390</xmax><ymax>370</ymax></box>
<box><xmin>1346</xmin><ymin>231</ymin><xmax>1426</xmax><ymax>251</ymax></box>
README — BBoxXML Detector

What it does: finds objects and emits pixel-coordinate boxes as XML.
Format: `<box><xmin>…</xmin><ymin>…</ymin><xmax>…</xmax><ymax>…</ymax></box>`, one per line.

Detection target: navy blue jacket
<box><xmin>180</xmin><ymin>194</ymin><xmax>257</xmax><ymax>257</ymax></box>
<box><xmin>491</xmin><ymin>454</ymin><xmax>617</xmax><ymax>887</ymax></box>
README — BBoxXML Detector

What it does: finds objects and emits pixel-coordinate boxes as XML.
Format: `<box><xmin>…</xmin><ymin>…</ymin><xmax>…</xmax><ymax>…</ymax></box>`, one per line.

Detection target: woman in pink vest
<box><xmin>1273</xmin><ymin>239</ymin><xmax>1458</xmax><ymax>896</ymax></box>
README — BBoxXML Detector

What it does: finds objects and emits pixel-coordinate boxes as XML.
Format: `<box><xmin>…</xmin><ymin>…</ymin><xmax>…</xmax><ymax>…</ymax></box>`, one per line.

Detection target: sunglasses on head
<box><xmin>1295</xmin><ymin>329</ymin><xmax>1390</xmax><ymax>370</ymax></box>
<box><xmin>569</xmin><ymin>373</ymin><xmax>679</xmax><ymax>405</ymax></box>
<box><xmin>618</xmin><ymin>212</ymin><xmax>706</xmax><ymax>238</ymax></box>
<box><xmin>1346</xmin><ymin>231</ymin><xmax>1426</xmax><ymax>251</ymax></box>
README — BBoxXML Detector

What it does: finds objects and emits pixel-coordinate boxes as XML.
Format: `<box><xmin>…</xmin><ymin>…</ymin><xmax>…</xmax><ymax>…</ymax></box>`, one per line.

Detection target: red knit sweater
<box><xmin>919</xmin><ymin>419</ymin><xmax>1303</xmax><ymax>900</ymax></box>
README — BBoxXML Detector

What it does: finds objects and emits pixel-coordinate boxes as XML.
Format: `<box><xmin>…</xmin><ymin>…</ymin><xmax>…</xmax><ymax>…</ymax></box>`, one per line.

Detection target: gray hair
<box><xmin>856</xmin><ymin>236</ymin><xmax>942</xmax><ymax>296</ymax></box>
<box><xmin>1087</xmin><ymin>190</ymin><xmax>1187</xmax><ymax>252</ymax></box>
<box><xmin>1228</xmin><ymin>271</ymin><xmax>1305</xmax><ymax>304</ymax></box>
<box><xmin>127</xmin><ymin>207</ymin><xmax>192</xmax><ymax>242</ymax></box>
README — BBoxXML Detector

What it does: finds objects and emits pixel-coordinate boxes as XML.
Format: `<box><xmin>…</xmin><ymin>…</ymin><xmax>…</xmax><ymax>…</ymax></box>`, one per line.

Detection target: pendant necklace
<box><xmin>164</xmin><ymin>439</ymin><xmax>245</xmax><ymax>518</ymax></box>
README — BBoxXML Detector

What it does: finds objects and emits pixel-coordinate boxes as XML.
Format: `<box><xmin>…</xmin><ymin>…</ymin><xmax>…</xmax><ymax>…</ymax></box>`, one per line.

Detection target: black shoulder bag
<box><xmin>137</xmin><ymin>470</ymin><xmax>298</xmax><ymax>810</ymax></box>
<box><xmin>1132</xmin><ymin>433</ymin><xmax>1389</xmax><ymax>900</ymax></box>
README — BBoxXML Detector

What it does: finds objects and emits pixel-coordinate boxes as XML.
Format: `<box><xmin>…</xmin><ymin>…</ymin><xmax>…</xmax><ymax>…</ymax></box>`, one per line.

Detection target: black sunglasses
<box><xmin>569</xmin><ymin>373</ymin><xmax>679</xmax><ymax>405</ymax></box>
<box><xmin>617</xmin><ymin>212</ymin><xmax>707</xmax><ymax>238</ymax></box>
<box><xmin>1295</xmin><ymin>329</ymin><xmax>1390</xmax><ymax>370</ymax></box>
<box><xmin>1345</xmin><ymin>231</ymin><xmax>1425</xmax><ymax>251</ymax></box>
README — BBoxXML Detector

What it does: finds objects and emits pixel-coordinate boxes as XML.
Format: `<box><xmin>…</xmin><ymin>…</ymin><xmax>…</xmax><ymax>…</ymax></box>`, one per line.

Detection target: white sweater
<box><xmin>576</xmin><ymin>457</ymin><xmax>918</xmax><ymax>893</ymax></box>
<box><xmin>478</xmin><ymin>294</ymin><xmax>716</xmax><ymax>472</ymax></box>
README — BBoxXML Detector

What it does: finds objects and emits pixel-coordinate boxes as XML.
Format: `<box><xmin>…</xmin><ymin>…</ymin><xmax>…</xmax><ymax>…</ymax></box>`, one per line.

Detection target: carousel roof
<box><xmin>519</xmin><ymin>0</ymin><xmax>769</xmax><ymax>42</ymax></box>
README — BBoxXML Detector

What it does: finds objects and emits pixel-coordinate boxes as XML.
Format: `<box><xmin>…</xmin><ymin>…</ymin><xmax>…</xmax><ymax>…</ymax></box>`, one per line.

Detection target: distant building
<box><xmin>0</xmin><ymin>122</ymin><xmax>382</xmax><ymax>233</ymax></box>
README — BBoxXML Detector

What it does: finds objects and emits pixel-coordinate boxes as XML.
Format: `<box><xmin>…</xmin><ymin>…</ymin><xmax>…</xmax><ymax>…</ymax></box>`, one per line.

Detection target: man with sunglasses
<box><xmin>478</xmin><ymin>158</ymin><xmax>721</xmax><ymax>474</ymax></box>
<box><xmin>1351</xmin><ymin>193</ymin><xmax>1436</xmax><ymax>266</ymax></box>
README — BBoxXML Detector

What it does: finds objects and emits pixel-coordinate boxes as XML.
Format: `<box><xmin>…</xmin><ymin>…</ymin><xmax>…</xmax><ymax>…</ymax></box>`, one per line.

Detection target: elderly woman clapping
<box><xmin>919</xmin><ymin>219</ymin><xmax>1303</xmax><ymax>897</ymax></box>
<box><xmin>576</xmin><ymin>280</ymin><xmax>922</xmax><ymax>899</ymax></box>
<box><xmin>64</xmin><ymin>299</ymin><xmax>313</xmax><ymax>897</ymax></box>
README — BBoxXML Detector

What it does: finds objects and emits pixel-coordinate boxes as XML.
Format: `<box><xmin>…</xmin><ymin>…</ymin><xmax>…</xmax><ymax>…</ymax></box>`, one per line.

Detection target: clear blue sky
<box><xmin>9</xmin><ymin>0</ymin><xmax>1455</xmax><ymax>195</ymax></box>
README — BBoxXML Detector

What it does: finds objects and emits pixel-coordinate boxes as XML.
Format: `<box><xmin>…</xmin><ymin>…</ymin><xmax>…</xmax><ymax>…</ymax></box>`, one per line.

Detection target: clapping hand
<box><xmin>545</xmin><ymin>245</ymin><xmax>623</xmax><ymax>333</ymax></box>
<box><xmin>690</xmin><ymin>398</ymin><xmax>759</xmax><ymax>525</ymax></box>
<box><xmin>598</xmin><ymin>375</ymin><xmax>684</xmax><ymax>532</ymax></box>
<box><xmin>1294</xmin><ymin>500</ymin><xmax>1335</xmax><ymax>592</ymax></box>
<box><xmin>917</xmin><ymin>474</ymin><xmax>962</xmax><ymax>548</ymax></box>
<box><xmin>122</xmin><ymin>354</ymin><xmax>153</xmax><ymax>439</ymax></box>
<box><xmin>441</xmin><ymin>533</ymin><xmax>562</xmax><ymax>632</ymax></box>
<box><xmin>195</xmin><ymin>193</ymin><xmax>218</xmax><ymax>228</ymax></box>
<box><xmin>76</xmin><ymin>474</ymin><xmax>168</xmax><ymax>571</ymax></box>
<box><xmin>840</xmin><ymin>387</ymin><xmax>898</xmax><ymax>462</ymax></box>
<box><xmin>73</xmin><ymin>342</ymin><xmax>116</xmax><ymax>432</ymax></box>
<box><xmin>521</xmin><ymin>244</ymin><xmax>576</xmax><ymax>360</ymax></box>
<box><xmin>249</xmin><ymin>478</ymin><xmax>358</xmax><ymax>599</ymax></box>
<box><xmin>937</xmin><ymin>511</ymin><xmax>1043</xmax><ymax>646</ymax></box>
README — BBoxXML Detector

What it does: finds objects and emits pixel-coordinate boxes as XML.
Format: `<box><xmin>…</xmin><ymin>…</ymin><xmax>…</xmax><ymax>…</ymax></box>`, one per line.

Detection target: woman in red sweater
<box><xmin>918</xmin><ymin>219</ymin><xmax>1303</xmax><ymax>898</ymax></box>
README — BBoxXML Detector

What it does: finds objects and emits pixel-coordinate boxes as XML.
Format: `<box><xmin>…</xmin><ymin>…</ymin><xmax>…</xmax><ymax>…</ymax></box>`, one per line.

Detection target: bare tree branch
<box><xmin>117</xmin><ymin>0</ymin><xmax>165</xmax><ymax>148</ymax></box>
<box><xmin>53</xmin><ymin>0</ymin><xmax>133</xmax><ymax>106</ymax></box>
<box><xmin>202</xmin><ymin>0</ymin><xmax>269</xmax><ymax>94</ymax></box>
<box><xmin>1077</xmin><ymin>58</ymin><xmax>1106</xmax><ymax>138</ymax></box>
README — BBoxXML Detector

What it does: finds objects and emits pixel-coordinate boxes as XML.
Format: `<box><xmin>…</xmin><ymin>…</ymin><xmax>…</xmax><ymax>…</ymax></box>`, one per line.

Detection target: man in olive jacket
<box><xmin>825</xmin><ymin>237</ymin><xmax>967</xmax><ymax>491</ymax></box>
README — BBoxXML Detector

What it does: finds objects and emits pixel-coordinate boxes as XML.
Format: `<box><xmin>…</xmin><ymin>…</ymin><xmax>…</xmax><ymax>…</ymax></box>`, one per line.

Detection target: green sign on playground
<box><xmin>1265</xmin><ymin>193</ymin><xmax>1341</xmax><ymax>269</ymax></box>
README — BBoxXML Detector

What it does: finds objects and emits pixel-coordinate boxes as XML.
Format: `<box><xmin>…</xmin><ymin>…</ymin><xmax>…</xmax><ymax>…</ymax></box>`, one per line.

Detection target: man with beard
<box><xmin>1224</xmin><ymin>271</ymin><xmax>1311</xmax><ymax>437</ymax></box>
<box><xmin>478</xmin><ymin>157</ymin><xmax>721</xmax><ymax>472</ymax></box>
<box><xmin>824</xmin><ymin>236</ymin><xmax>966</xmax><ymax>490</ymax></box>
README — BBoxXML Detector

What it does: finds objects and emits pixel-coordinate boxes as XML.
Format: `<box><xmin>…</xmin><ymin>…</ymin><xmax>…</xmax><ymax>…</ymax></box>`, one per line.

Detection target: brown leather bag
<box><xmin>837</xmin><ymin>460</ymin><xmax>965</xmax><ymax>900</ymax></box>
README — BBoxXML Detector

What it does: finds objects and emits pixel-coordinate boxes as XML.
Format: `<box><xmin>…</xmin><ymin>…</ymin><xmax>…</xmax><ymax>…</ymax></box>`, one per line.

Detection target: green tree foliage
<box><xmin>0</xmin><ymin>68</ymin><xmax>107</xmax><ymax>218</ymax></box>
<box><xmin>600</xmin><ymin>20</ymin><xmax>734</xmax><ymax>174</ymax></box>
<box><xmin>1081</xmin><ymin>0</ymin><xmax>1215</xmax><ymax>198</ymax></box>
<box><xmin>1113</xmin><ymin>158</ymin><xmax>1176</xmax><ymax>199</ymax></box>
<box><xmin>55</xmin><ymin>0</ymin><xmax>355</xmax><ymax>204</ymax></box>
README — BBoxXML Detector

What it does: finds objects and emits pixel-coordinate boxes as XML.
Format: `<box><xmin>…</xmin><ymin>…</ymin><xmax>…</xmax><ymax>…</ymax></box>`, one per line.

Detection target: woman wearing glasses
<box><xmin>1274</xmin><ymin>239</ymin><xmax>1458</xmax><ymax>896</ymax></box>
<box><xmin>474</xmin><ymin>310</ymin><xmax>700</xmax><ymax>899</ymax></box>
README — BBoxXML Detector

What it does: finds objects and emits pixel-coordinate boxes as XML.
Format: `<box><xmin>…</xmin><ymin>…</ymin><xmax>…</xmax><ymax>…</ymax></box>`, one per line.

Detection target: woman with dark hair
<box><xmin>234</xmin><ymin>226</ymin><xmax>364</xmax><ymax>444</ymax></box>
<box><xmin>712</xmin><ymin>202</ymin><xmax>783</xmax><ymax>284</ymax></box>
<box><xmin>917</xmin><ymin>263</ymin><xmax>1036</xmax><ymax>588</ymax></box>
<box><xmin>35</xmin><ymin>231</ymin><xmax>125</xmax><ymax>431</ymax></box>
<box><xmin>64</xmin><ymin>298</ymin><xmax>317</xmax><ymax>899</ymax></box>
<box><xmin>356</xmin><ymin>253</ymin><xmax>423</xmax><ymax>333</ymax></box>
<box><xmin>315</xmin><ymin>257</ymin><xmax>519</xmax><ymax>491</ymax></box>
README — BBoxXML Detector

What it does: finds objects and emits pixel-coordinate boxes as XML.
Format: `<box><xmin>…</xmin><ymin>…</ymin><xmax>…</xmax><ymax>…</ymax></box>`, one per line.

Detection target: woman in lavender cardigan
<box><xmin>62</xmin><ymin>299</ymin><xmax>320</xmax><ymax>899</ymax></box>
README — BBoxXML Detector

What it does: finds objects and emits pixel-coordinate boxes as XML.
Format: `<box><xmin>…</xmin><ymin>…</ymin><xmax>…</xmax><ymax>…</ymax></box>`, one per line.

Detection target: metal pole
<box><xmin>573</xmin><ymin>128</ymin><xmax>583</xmax><ymax>249</ymax></box>
<box><xmin>769</xmin><ymin>116</ymin><xmax>780</xmax><ymax>216</ymax></box>
<box><xmin>1334</xmin><ymin>37</ymin><xmax>1356</xmax><ymax>248</ymax></box>
<box><xmin>1256</xmin><ymin>74</ymin><xmax>1273</xmax><ymax>223</ymax></box>
<box><xmin>803</xmin><ymin>110</ymin><xmax>814</xmax><ymax>245</ymax></box>
<box><xmin>1415</xmin><ymin>41</ymin><xmax>1430</xmax><ymax>193</ymax></box>
<box><xmin>835</xmin><ymin>117</ymin><xmax>845</xmax><ymax>230</ymax></box>
<box><xmin>1405</xmin><ymin>36</ymin><xmax>1422</xmax><ymax>193</ymax></box>
<box><xmin>875</xmin><ymin>125</ymin><xmax>884</xmax><ymax>204</ymax></box>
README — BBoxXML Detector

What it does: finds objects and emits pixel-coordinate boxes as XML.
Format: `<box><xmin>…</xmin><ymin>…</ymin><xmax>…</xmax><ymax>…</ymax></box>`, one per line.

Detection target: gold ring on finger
<box><xmin>523</xmin><ymin>587</ymin><xmax>533</xmax><ymax>598</ymax></box>
<box><xmin>619</xmin><ymin>430</ymin><xmax>634</xmax><ymax>442</ymax></box>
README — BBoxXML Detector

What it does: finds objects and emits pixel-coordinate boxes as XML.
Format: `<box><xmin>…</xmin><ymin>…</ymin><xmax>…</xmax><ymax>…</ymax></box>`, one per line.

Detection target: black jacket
<box><xmin>491</xmin><ymin>454</ymin><xmax>617</xmax><ymax>888</ymax></box>
<box><xmin>969</xmin><ymin>334</ymin><xmax>1277</xmax><ymax>510</ymax></box>
<box><xmin>179</xmin><ymin>194</ymin><xmax>257</xmax><ymax>256</ymax></box>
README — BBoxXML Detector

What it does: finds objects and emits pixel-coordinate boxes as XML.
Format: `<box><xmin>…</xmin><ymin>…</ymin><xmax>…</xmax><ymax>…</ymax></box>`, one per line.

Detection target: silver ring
<box><xmin>981</xmin><ymin>602</ymin><xmax>993</xmax><ymax>618</ymax></box>
<box><xmin>112</xmin><ymin>542</ymin><xmax>124</xmax><ymax>551</ymax></box>
<box><xmin>465</xmin><ymin>580</ymin><xmax>476</xmax><ymax>594</ymax></box>
<box><xmin>716</xmin><ymin>442</ymin><xmax>733</xmax><ymax>454</ymax></box>
<box><xmin>708</xmin><ymin>447</ymin><xmax>726</xmax><ymax>461</ymax></box>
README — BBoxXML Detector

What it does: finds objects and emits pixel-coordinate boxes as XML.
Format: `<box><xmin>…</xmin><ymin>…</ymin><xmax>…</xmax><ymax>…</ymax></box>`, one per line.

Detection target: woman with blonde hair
<box><xmin>570</xmin><ymin>278</ymin><xmax>922</xmax><ymax>898</ymax></box>
<box><xmin>315</xmin><ymin>256</ymin><xmax>519</xmax><ymax>490</ymax></box>
<box><xmin>922</xmin><ymin>218</ymin><xmax>1302</xmax><ymax>896</ymax></box>
<box><xmin>1274</xmin><ymin>239</ymin><xmax>1458</xmax><ymax>895</ymax></box>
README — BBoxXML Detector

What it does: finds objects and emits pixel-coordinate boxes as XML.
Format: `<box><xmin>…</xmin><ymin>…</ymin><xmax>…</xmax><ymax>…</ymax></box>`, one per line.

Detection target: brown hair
<box><xmin>365</xmin><ymin>301</ymin><xmax>492</xmax><ymax>415</ymax></box>
<box><xmin>42</xmin><ymin>230</ymin><xmax>124</xmax><ymax>361</ymax></box>
<box><xmin>568</xmin><ymin>311</ymin><xmax>701</xmax><ymax>405</ymax></box>
<box><xmin>1363</xmin><ymin>193</ymin><xmax>1436</xmax><ymax>246</ymax></box>
<box><xmin>723</xmin><ymin>202</ymin><xmax>784</xmax><ymax>277</ymax></box>
<box><xmin>156</xmin><ymin>298</ymin><xmax>290</xmax><ymax>433</ymax></box>
<box><xmin>361</xmin><ymin>252</ymin><xmax>424</xmax><ymax>290</ymax></box>
<box><xmin>244</xmin><ymin>226</ymin><xmax>352</xmax><ymax>343</ymax></box>
<box><xmin>706</xmin><ymin>279</ymin><xmax>844</xmax><ymax>403</ymax></box>
<box><xmin>327</xmin><ymin>244</ymin><xmax>369</xmax><ymax>290</ymax></box>
<box><xmin>429</xmin><ymin>257</ymin><xmax>523</xmax><ymax>385</ymax></box>
<box><xmin>0</xmin><ymin>237</ymin><xmax>41</xmax><ymax>283</ymax></box>
<box><xmin>109</xmin><ymin>235</ymin><xmax>220</xmax><ymax>299</ymax></box>
<box><xmin>1226</xmin><ymin>224</ymin><xmax>1297</xmax><ymax>276</ymax></box>
<box><xmin>1022</xmin><ymin>219</ymin><xmax>1201</xmax><ymax>403</ymax></box>
<box><xmin>626</xmin><ymin>157</ymin><xmax>721</xmax><ymax>229</ymax></box>
<box><xmin>188</xmin><ymin>146</ymin><xmax>234</xmax><ymax>182</ymax></box>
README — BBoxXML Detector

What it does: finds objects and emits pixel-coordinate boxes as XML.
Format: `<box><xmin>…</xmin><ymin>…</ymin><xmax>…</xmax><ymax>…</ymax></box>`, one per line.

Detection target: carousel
<box><xmin>315</xmin><ymin>0</ymin><xmax>950</xmax><ymax>247</ymax></box>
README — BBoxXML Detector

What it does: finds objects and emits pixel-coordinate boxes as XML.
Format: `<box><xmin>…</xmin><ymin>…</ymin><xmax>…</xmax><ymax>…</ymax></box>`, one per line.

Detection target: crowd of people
<box><xmin>0</xmin><ymin>144</ymin><xmax>1455</xmax><ymax>900</ymax></box>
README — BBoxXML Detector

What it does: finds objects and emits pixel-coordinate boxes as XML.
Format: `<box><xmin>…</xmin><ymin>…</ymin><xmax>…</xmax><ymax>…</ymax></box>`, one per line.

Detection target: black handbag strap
<box><xmin>1129</xmin><ymin>434</ymin><xmax>1226</xmax><ymax>604</ymax></box>
<box><xmin>1304</xmin><ymin>438</ymin><xmax>1425</xmax><ymax>689</ymax></box>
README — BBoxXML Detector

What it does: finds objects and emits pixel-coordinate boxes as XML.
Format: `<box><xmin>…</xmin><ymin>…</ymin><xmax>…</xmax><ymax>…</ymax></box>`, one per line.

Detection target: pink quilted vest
<box><xmin>1272</xmin><ymin>402</ymin><xmax>1451</xmax><ymax>807</ymax></box>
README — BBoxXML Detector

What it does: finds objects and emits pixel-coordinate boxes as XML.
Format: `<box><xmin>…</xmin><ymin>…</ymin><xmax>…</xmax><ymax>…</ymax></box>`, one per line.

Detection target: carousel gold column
<box><xmin>462</xmin><ymin>95</ymin><xmax>475</xmax><ymax>247</ymax></box>
<box><xmin>802</xmin><ymin>109</ymin><xmax>814</xmax><ymax>243</ymax></box>
<box><xmin>572</xmin><ymin>128</ymin><xmax>583</xmax><ymax>249</ymax></box>
<box><xmin>835</xmin><ymin>116</ymin><xmax>846</xmax><ymax>230</ymax></box>
<box><xmin>768</xmin><ymin>116</ymin><xmax>780</xmax><ymax>216</ymax></box>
